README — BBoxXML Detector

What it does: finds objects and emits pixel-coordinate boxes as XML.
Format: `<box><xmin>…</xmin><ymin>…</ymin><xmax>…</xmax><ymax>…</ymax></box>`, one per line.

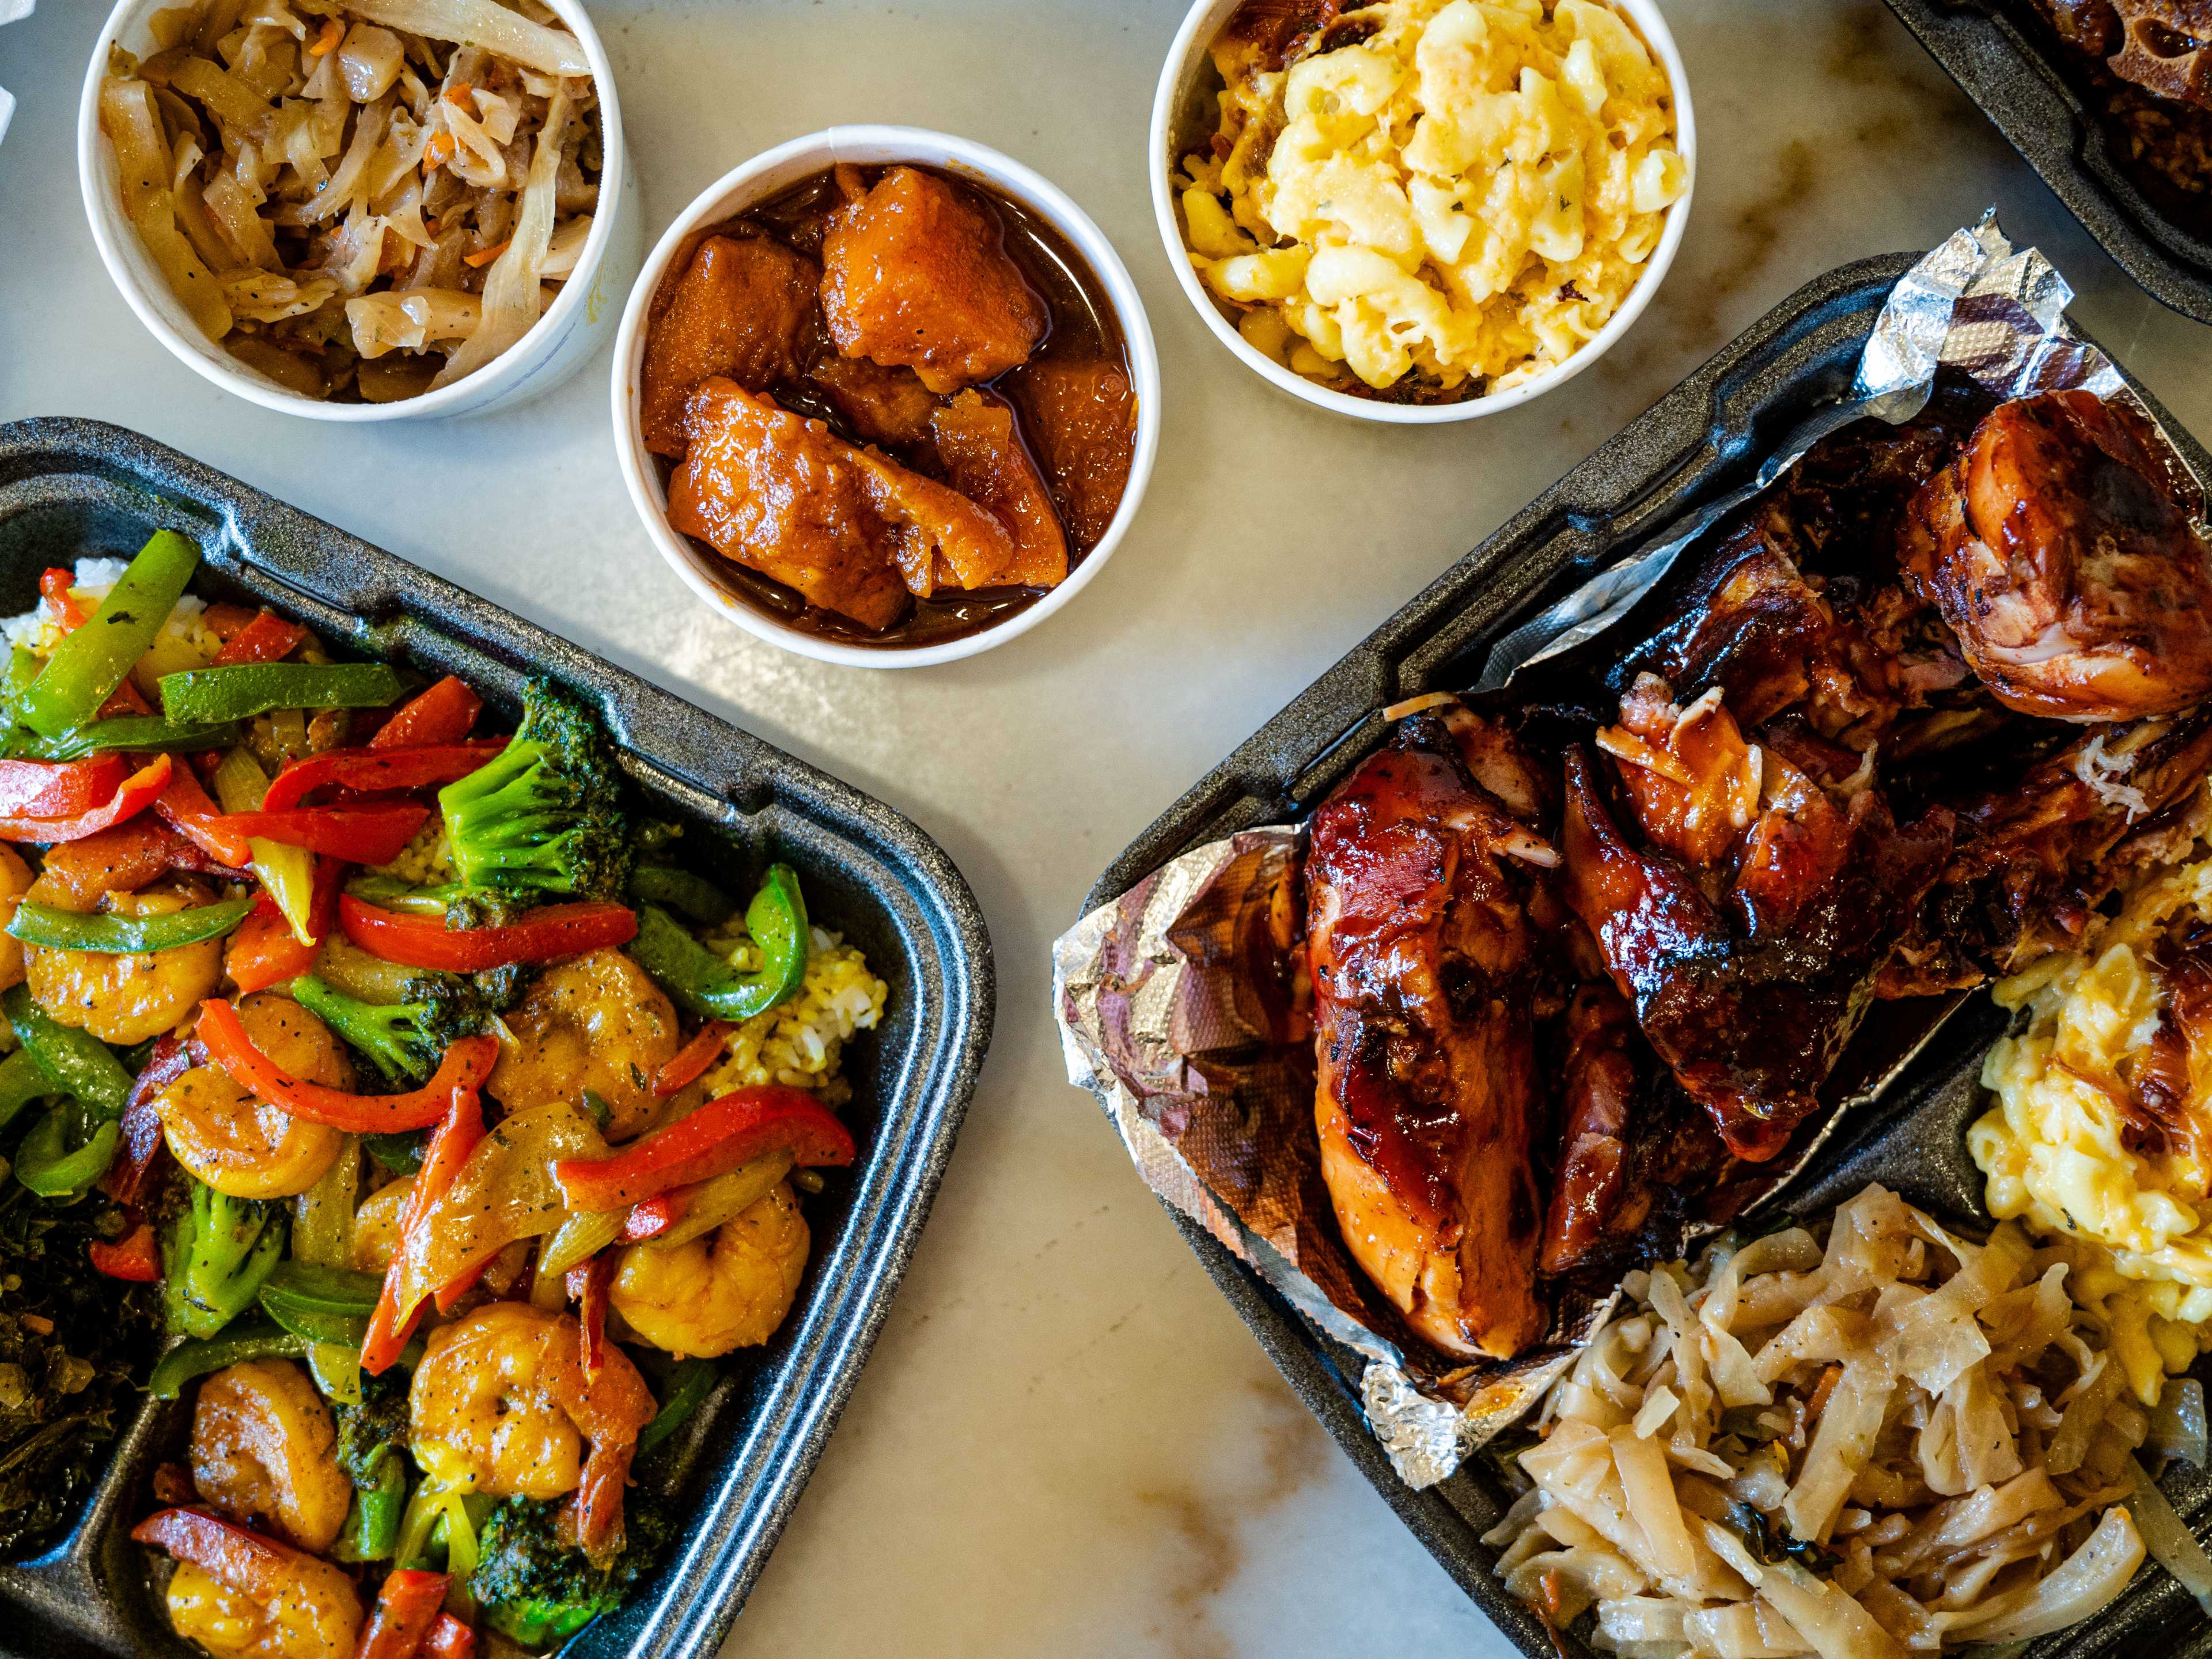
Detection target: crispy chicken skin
<box><xmin>821</xmin><ymin>166</ymin><xmax>1047</xmax><ymax>394</ymax></box>
<box><xmin>667</xmin><ymin>378</ymin><xmax>1018</xmax><ymax>628</ymax></box>
<box><xmin>1539</xmin><ymin>984</ymin><xmax>1638</xmax><ymax>1275</ymax></box>
<box><xmin>1306</xmin><ymin>713</ymin><xmax>1555</xmax><ymax>1361</ymax></box>
<box><xmin>1900</xmin><ymin>389</ymin><xmax>2212</xmax><ymax>722</ymax></box>
<box><xmin>639</xmin><ymin>234</ymin><xmax>817</xmax><ymax>456</ymax></box>
<box><xmin>1562</xmin><ymin>681</ymin><xmax>1954</xmax><ymax>1161</ymax></box>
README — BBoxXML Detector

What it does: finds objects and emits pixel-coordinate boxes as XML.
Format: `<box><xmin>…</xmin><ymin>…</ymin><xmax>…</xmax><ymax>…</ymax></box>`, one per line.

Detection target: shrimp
<box><xmin>487</xmin><ymin>948</ymin><xmax>680</xmax><ymax>1137</ymax></box>
<box><xmin>156</xmin><ymin>993</ymin><xmax>353</xmax><ymax>1200</ymax></box>
<box><xmin>165</xmin><ymin>1554</ymin><xmax>360</xmax><ymax>1659</ymax></box>
<box><xmin>410</xmin><ymin>1302</ymin><xmax>654</xmax><ymax>1562</ymax></box>
<box><xmin>0</xmin><ymin>844</ymin><xmax>32</xmax><ymax>993</ymax></box>
<box><xmin>189</xmin><ymin>1359</ymin><xmax>354</xmax><ymax>1552</ymax></box>
<box><xmin>22</xmin><ymin>873</ymin><xmax>225</xmax><ymax>1044</ymax></box>
<box><xmin>610</xmin><ymin>1181</ymin><xmax>809</xmax><ymax>1358</ymax></box>
<box><xmin>350</xmin><ymin>1173</ymin><xmax>415</xmax><ymax>1274</ymax></box>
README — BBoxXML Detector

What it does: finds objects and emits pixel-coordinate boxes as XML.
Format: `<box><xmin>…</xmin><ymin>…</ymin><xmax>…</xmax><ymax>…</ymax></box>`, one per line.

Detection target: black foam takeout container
<box><xmin>1881</xmin><ymin>0</ymin><xmax>2212</xmax><ymax>324</ymax></box>
<box><xmin>1081</xmin><ymin>254</ymin><xmax>2212</xmax><ymax>1659</ymax></box>
<box><xmin>0</xmin><ymin>418</ymin><xmax>996</xmax><ymax>1659</ymax></box>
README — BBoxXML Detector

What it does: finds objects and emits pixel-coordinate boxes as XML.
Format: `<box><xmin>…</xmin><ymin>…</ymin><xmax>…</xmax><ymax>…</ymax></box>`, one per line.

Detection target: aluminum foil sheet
<box><xmin>1052</xmin><ymin>213</ymin><xmax>2203</xmax><ymax>1490</ymax></box>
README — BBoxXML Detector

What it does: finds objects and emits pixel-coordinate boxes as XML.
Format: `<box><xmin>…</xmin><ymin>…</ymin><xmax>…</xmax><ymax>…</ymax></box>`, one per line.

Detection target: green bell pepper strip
<box><xmin>0</xmin><ymin>1048</ymin><xmax>52</xmax><ymax>1135</ymax></box>
<box><xmin>160</xmin><ymin>662</ymin><xmax>407</xmax><ymax>725</ymax></box>
<box><xmin>5</xmin><ymin>983</ymin><xmax>132</xmax><ymax>1120</ymax></box>
<box><xmin>259</xmin><ymin>1261</ymin><xmax>381</xmax><ymax>1344</ymax></box>
<box><xmin>13</xmin><ymin>530</ymin><xmax>200</xmax><ymax>738</ymax></box>
<box><xmin>1</xmin><ymin>716</ymin><xmax>245</xmax><ymax>762</ymax></box>
<box><xmin>7</xmin><ymin>896</ymin><xmax>255</xmax><ymax>954</ymax></box>
<box><xmin>331</xmin><ymin>1454</ymin><xmax>408</xmax><ymax>1562</ymax></box>
<box><xmin>629</xmin><ymin>864</ymin><xmax>734</xmax><ymax>927</ymax></box>
<box><xmin>147</xmin><ymin>1319</ymin><xmax>313</xmax><ymax>1398</ymax></box>
<box><xmin>637</xmin><ymin>1357</ymin><xmax>719</xmax><ymax>1453</ymax></box>
<box><xmin>628</xmin><ymin>865</ymin><xmax>808</xmax><ymax>1024</ymax></box>
<box><xmin>13</xmin><ymin>1107</ymin><xmax>119</xmax><ymax>1195</ymax></box>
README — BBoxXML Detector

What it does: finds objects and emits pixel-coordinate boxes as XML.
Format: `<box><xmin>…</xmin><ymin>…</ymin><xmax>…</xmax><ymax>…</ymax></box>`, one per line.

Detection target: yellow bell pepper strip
<box><xmin>7</xmin><ymin>894</ymin><xmax>255</xmax><ymax>953</ymax></box>
<box><xmin>212</xmin><ymin>747</ymin><xmax>317</xmax><ymax>944</ymax></box>
<box><xmin>13</xmin><ymin>529</ymin><xmax>199</xmax><ymax>737</ymax></box>
<box><xmin>0</xmin><ymin>752</ymin><xmax>171</xmax><ymax>842</ymax></box>
<box><xmin>195</xmin><ymin>996</ymin><xmax>499</xmax><ymax>1131</ymax></box>
<box><xmin>627</xmin><ymin>865</ymin><xmax>808</xmax><ymax>1023</ymax></box>
<box><xmin>552</xmin><ymin>1085</ymin><xmax>854</xmax><ymax>1213</ymax></box>
<box><xmin>160</xmin><ymin>661</ymin><xmax>407</xmax><ymax>724</ymax></box>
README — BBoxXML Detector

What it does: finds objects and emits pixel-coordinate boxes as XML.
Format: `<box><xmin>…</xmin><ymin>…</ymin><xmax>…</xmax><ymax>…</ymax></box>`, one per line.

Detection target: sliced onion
<box><xmin>2126</xmin><ymin>1456</ymin><xmax>2212</xmax><ymax>1618</ymax></box>
<box><xmin>2147</xmin><ymin>1377</ymin><xmax>2209</xmax><ymax>1471</ymax></box>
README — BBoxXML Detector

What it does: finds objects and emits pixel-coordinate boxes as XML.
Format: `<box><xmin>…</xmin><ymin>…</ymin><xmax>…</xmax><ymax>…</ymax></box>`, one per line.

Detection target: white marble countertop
<box><xmin>7</xmin><ymin>2</ymin><xmax>2212</xmax><ymax>1654</ymax></box>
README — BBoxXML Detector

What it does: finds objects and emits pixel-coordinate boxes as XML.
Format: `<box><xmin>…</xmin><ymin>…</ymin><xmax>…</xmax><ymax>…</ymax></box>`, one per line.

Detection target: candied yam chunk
<box><xmin>821</xmin><ymin>166</ymin><xmax>1047</xmax><ymax>394</ymax></box>
<box><xmin>809</xmin><ymin>350</ymin><xmax>942</xmax><ymax>450</ymax></box>
<box><xmin>667</xmin><ymin>378</ymin><xmax>909</xmax><ymax>631</ymax></box>
<box><xmin>930</xmin><ymin>390</ymin><xmax>1068</xmax><ymax>588</ymax></box>
<box><xmin>641</xmin><ymin>233</ymin><xmax>819</xmax><ymax>456</ymax></box>
<box><xmin>669</xmin><ymin>378</ymin><xmax>1023</xmax><ymax>626</ymax></box>
<box><xmin>1013</xmin><ymin>357</ymin><xmax>1137</xmax><ymax>547</ymax></box>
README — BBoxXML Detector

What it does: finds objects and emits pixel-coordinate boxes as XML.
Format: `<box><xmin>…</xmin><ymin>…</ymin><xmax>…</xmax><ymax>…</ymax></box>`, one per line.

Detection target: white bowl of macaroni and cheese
<box><xmin>1152</xmin><ymin>0</ymin><xmax>1695</xmax><ymax>423</ymax></box>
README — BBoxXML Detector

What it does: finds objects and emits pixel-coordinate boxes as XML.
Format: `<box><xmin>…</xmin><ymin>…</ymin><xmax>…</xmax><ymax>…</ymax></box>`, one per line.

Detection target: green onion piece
<box><xmin>628</xmin><ymin>866</ymin><xmax>809</xmax><ymax>1025</ymax></box>
<box><xmin>15</xmin><ymin>531</ymin><xmax>200</xmax><ymax>737</ymax></box>
<box><xmin>342</xmin><ymin>876</ymin><xmax>458</xmax><ymax>918</ymax></box>
<box><xmin>638</xmin><ymin>1357</ymin><xmax>719</xmax><ymax>1453</ymax></box>
<box><xmin>160</xmin><ymin>661</ymin><xmax>406</xmax><ymax>724</ymax></box>
<box><xmin>629</xmin><ymin>864</ymin><xmax>733</xmax><ymax>927</ymax></box>
<box><xmin>13</xmin><ymin>1107</ymin><xmax>119</xmax><ymax>1195</ymax></box>
<box><xmin>7</xmin><ymin>896</ymin><xmax>254</xmax><ymax>954</ymax></box>
<box><xmin>4</xmin><ymin>982</ymin><xmax>132</xmax><ymax>1119</ymax></box>
<box><xmin>148</xmin><ymin>1319</ymin><xmax>312</xmax><ymax>1399</ymax></box>
<box><xmin>1</xmin><ymin>716</ymin><xmax>245</xmax><ymax>762</ymax></box>
<box><xmin>0</xmin><ymin>1048</ymin><xmax>53</xmax><ymax>1134</ymax></box>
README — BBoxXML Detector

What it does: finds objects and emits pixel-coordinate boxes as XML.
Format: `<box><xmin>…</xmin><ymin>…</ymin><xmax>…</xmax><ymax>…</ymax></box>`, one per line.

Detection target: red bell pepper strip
<box><xmin>370</xmin><ymin>676</ymin><xmax>482</xmax><ymax>750</ymax></box>
<box><xmin>554</xmin><ymin>1086</ymin><xmax>854</xmax><ymax>1213</ymax></box>
<box><xmin>652</xmin><ymin>1021</ymin><xmax>733</xmax><ymax>1098</ymax></box>
<box><xmin>362</xmin><ymin>1083</ymin><xmax>486</xmax><ymax>1373</ymax></box>
<box><xmin>423</xmin><ymin>1613</ymin><xmax>475</xmax><ymax>1659</ymax></box>
<box><xmin>101</xmin><ymin>1033</ymin><xmax>195</xmax><ymax>1206</ymax></box>
<box><xmin>0</xmin><ymin>753</ymin><xmax>170</xmax><ymax>843</ymax></box>
<box><xmin>340</xmin><ymin>896</ymin><xmax>638</xmax><ymax>973</ymax></box>
<box><xmin>88</xmin><ymin>1218</ymin><xmax>161</xmax><ymax>1281</ymax></box>
<box><xmin>357</xmin><ymin>1568</ymin><xmax>449</xmax><ymax>1659</ymax></box>
<box><xmin>0</xmin><ymin>755</ymin><xmax>128</xmax><ymax>819</ymax></box>
<box><xmin>155</xmin><ymin>765</ymin><xmax>253</xmax><ymax>868</ymax></box>
<box><xmin>214</xmin><ymin>801</ymin><xmax>429</xmax><ymax>865</ymax></box>
<box><xmin>617</xmin><ymin>1188</ymin><xmax>685</xmax><ymax>1243</ymax></box>
<box><xmin>262</xmin><ymin>741</ymin><xmax>506</xmax><ymax>813</ymax></box>
<box><xmin>225</xmin><ymin>862</ymin><xmax>337</xmax><ymax>994</ymax></box>
<box><xmin>567</xmin><ymin>1253</ymin><xmax>616</xmax><ymax>1378</ymax></box>
<box><xmin>131</xmin><ymin>1506</ymin><xmax>302</xmax><ymax>1598</ymax></box>
<box><xmin>211</xmin><ymin>609</ymin><xmax>306</xmax><ymax>669</ymax></box>
<box><xmin>39</xmin><ymin>569</ymin><xmax>88</xmax><ymax>632</ymax></box>
<box><xmin>198</xmin><ymin>997</ymin><xmax>498</xmax><ymax>1134</ymax></box>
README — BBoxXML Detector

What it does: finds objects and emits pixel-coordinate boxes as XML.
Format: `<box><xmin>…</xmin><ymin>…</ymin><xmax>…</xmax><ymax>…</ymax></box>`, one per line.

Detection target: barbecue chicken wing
<box><xmin>1306</xmin><ymin>711</ymin><xmax>1556</xmax><ymax>1361</ymax></box>
<box><xmin>1562</xmin><ymin>678</ymin><xmax>1954</xmax><ymax>1160</ymax></box>
<box><xmin>1901</xmin><ymin>389</ymin><xmax>2212</xmax><ymax>722</ymax></box>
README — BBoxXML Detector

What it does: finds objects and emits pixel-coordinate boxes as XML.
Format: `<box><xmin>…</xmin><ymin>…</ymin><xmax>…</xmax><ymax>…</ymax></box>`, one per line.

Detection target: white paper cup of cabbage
<box><xmin>611</xmin><ymin>125</ymin><xmax>1163</xmax><ymax>670</ymax></box>
<box><xmin>77</xmin><ymin>0</ymin><xmax>639</xmax><ymax>421</ymax></box>
<box><xmin>1151</xmin><ymin>0</ymin><xmax>1695</xmax><ymax>425</ymax></box>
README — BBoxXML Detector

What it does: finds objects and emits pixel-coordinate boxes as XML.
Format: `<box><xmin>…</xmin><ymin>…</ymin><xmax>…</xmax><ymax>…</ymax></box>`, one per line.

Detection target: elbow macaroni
<box><xmin>1176</xmin><ymin>0</ymin><xmax>1687</xmax><ymax>395</ymax></box>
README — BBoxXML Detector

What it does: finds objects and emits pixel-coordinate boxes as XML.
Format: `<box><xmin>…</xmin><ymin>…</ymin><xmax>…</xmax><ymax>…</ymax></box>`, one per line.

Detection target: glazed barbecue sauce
<box><xmin>651</xmin><ymin>165</ymin><xmax>1137</xmax><ymax>649</ymax></box>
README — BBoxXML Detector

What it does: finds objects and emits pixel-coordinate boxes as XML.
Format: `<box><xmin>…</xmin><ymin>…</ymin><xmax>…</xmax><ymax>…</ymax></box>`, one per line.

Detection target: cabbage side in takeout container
<box><xmin>0</xmin><ymin>419</ymin><xmax>994</xmax><ymax>1659</ymax></box>
<box><xmin>1054</xmin><ymin>215</ymin><xmax>2212</xmax><ymax>1654</ymax></box>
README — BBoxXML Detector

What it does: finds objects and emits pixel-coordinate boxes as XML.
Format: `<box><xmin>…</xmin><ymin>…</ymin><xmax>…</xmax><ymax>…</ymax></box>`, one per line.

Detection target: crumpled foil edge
<box><xmin>1053</xmin><ymin>212</ymin><xmax>2196</xmax><ymax>1491</ymax></box>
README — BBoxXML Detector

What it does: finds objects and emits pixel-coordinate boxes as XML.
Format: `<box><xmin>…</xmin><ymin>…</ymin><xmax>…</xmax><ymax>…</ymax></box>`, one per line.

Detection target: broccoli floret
<box><xmin>438</xmin><ymin>680</ymin><xmax>628</xmax><ymax>903</ymax></box>
<box><xmin>471</xmin><ymin>1494</ymin><xmax>677</xmax><ymax>1647</ymax></box>
<box><xmin>334</xmin><ymin>1367</ymin><xmax>410</xmax><ymax>1487</ymax></box>
<box><xmin>294</xmin><ymin>968</ymin><xmax>528</xmax><ymax>1087</ymax></box>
